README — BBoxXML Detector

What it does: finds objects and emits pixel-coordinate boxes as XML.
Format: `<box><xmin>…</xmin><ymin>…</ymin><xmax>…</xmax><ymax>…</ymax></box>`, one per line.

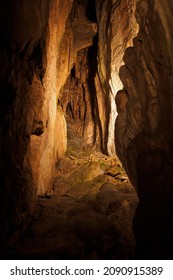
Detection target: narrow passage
<box><xmin>6</xmin><ymin>120</ymin><xmax>138</xmax><ymax>260</ymax></box>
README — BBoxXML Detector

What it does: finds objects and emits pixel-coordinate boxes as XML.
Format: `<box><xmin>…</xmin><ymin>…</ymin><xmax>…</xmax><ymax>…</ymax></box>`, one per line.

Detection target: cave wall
<box><xmin>118</xmin><ymin>0</ymin><xmax>173</xmax><ymax>188</ymax></box>
<box><xmin>119</xmin><ymin>0</ymin><xmax>173</xmax><ymax>259</ymax></box>
<box><xmin>0</xmin><ymin>0</ymin><xmax>73</xmax><ymax>250</ymax></box>
<box><xmin>97</xmin><ymin>0</ymin><xmax>173</xmax><ymax>258</ymax></box>
<box><xmin>59</xmin><ymin>49</ymin><xmax>88</xmax><ymax>136</ymax></box>
<box><xmin>59</xmin><ymin>43</ymin><xmax>104</xmax><ymax>149</ymax></box>
<box><xmin>96</xmin><ymin>0</ymin><xmax>139</xmax><ymax>156</ymax></box>
<box><xmin>0</xmin><ymin>0</ymin><xmax>99</xmax><ymax>252</ymax></box>
<box><xmin>34</xmin><ymin>0</ymin><xmax>74</xmax><ymax>195</ymax></box>
<box><xmin>58</xmin><ymin>0</ymin><xmax>98</xmax><ymax>147</ymax></box>
<box><xmin>96</xmin><ymin>0</ymin><xmax>173</xmax><ymax>190</ymax></box>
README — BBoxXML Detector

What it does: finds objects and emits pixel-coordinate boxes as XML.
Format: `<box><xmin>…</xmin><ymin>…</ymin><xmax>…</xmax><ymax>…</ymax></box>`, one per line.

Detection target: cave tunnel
<box><xmin>1</xmin><ymin>0</ymin><xmax>173</xmax><ymax>260</ymax></box>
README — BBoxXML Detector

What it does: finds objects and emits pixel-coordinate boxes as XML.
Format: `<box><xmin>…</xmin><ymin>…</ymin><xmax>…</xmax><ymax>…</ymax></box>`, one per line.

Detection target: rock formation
<box><xmin>0</xmin><ymin>0</ymin><xmax>98</xmax><ymax>255</ymax></box>
<box><xmin>0</xmin><ymin>0</ymin><xmax>74</xmax><ymax>251</ymax></box>
<box><xmin>96</xmin><ymin>0</ymin><xmax>173</xmax><ymax>258</ymax></box>
<box><xmin>1</xmin><ymin>0</ymin><xmax>173</xmax><ymax>259</ymax></box>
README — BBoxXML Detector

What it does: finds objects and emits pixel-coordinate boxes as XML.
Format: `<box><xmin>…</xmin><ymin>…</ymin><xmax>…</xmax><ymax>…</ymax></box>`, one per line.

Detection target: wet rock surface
<box><xmin>5</xmin><ymin>122</ymin><xmax>138</xmax><ymax>260</ymax></box>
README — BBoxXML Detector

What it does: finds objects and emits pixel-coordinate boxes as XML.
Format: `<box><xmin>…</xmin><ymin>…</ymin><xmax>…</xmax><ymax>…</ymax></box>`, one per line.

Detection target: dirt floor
<box><xmin>5</xmin><ymin>120</ymin><xmax>138</xmax><ymax>260</ymax></box>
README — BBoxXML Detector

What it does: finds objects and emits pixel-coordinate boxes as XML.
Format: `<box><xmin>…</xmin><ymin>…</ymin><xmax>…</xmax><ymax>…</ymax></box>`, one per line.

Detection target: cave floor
<box><xmin>6</xmin><ymin>120</ymin><xmax>138</xmax><ymax>260</ymax></box>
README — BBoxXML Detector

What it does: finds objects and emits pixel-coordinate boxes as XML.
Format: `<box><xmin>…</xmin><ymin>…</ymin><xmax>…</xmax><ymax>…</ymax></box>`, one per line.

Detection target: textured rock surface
<box><xmin>118</xmin><ymin>0</ymin><xmax>173</xmax><ymax>186</ymax></box>
<box><xmin>97</xmin><ymin>0</ymin><xmax>173</xmax><ymax>258</ymax></box>
<box><xmin>96</xmin><ymin>0</ymin><xmax>139</xmax><ymax>155</ymax></box>
<box><xmin>4</xmin><ymin>121</ymin><xmax>137</xmax><ymax>260</ymax></box>
<box><xmin>0</xmin><ymin>0</ymin><xmax>73</xmax><ymax>251</ymax></box>
<box><xmin>0</xmin><ymin>0</ymin><xmax>49</xmax><ymax>253</ymax></box>
<box><xmin>1</xmin><ymin>0</ymin><xmax>173</xmax><ymax>260</ymax></box>
<box><xmin>118</xmin><ymin>0</ymin><xmax>173</xmax><ymax>259</ymax></box>
<box><xmin>0</xmin><ymin>0</ymin><xmax>97</xmax><ymax>253</ymax></box>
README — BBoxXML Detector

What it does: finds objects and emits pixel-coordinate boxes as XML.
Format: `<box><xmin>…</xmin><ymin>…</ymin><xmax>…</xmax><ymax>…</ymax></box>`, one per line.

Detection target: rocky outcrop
<box><xmin>0</xmin><ymin>0</ymin><xmax>73</xmax><ymax>251</ymax></box>
<box><xmin>117</xmin><ymin>0</ymin><xmax>173</xmax><ymax>187</ymax></box>
<box><xmin>96</xmin><ymin>0</ymin><xmax>139</xmax><ymax>155</ymax></box>
<box><xmin>0</xmin><ymin>0</ymin><xmax>98</xmax><ymax>252</ymax></box>
<box><xmin>119</xmin><ymin>0</ymin><xmax>173</xmax><ymax>259</ymax></box>
<box><xmin>97</xmin><ymin>0</ymin><xmax>173</xmax><ymax>258</ymax></box>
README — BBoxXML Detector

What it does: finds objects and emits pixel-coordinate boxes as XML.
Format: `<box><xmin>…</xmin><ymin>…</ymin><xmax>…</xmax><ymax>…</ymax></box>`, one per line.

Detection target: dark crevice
<box><xmin>86</xmin><ymin>0</ymin><xmax>97</xmax><ymax>22</ymax></box>
<box><xmin>70</xmin><ymin>65</ymin><xmax>76</xmax><ymax>81</ymax></box>
<box><xmin>27</xmin><ymin>40</ymin><xmax>46</xmax><ymax>84</ymax></box>
<box><xmin>87</xmin><ymin>34</ymin><xmax>104</xmax><ymax>151</ymax></box>
<box><xmin>103</xmin><ymin>0</ymin><xmax>113</xmax><ymax>155</ymax></box>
